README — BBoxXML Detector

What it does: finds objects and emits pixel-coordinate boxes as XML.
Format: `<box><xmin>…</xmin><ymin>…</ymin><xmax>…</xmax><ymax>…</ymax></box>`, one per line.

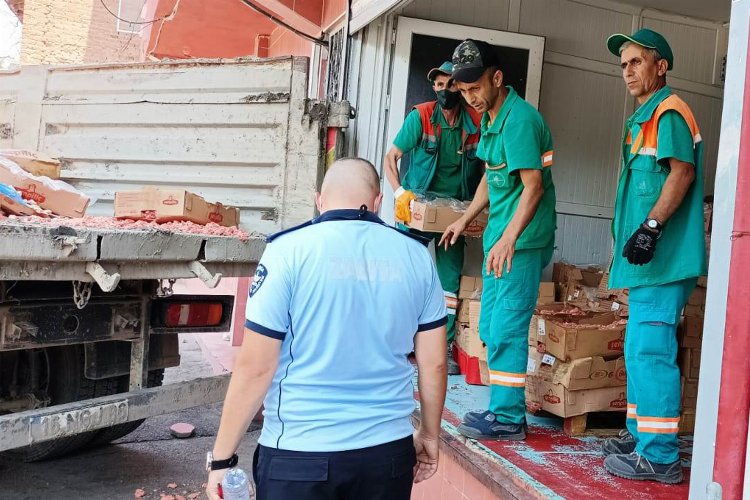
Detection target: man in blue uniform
<box><xmin>205</xmin><ymin>158</ymin><xmax>449</xmax><ymax>500</ymax></box>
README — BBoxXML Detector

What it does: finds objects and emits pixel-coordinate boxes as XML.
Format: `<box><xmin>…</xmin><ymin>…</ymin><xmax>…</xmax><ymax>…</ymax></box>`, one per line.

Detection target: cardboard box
<box><xmin>469</xmin><ymin>300</ymin><xmax>481</xmax><ymax>333</ymax></box>
<box><xmin>527</xmin><ymin>348</ymin><xmax>627</xmax><ymax>391</ymax></box>
<box><xmin>479</xmin><ymin>358</ymin><xmax>490</xmax><ymax>386</ymax></box>
<box><xmin>680</xmin><ymin>409</ymin><xmax>696</xmax><ymax>435</ymax></box>
<box><xmin>596</xmin><ymin>272</ymin><xmax>629</xmax><ymax>305</ymax></box>
<box><xmin>114</xmin><ymin>188</ymin><xmax>239</xmax><ymax>227</ymax></box>
<box><xmin>679</xmin><ymin>348</ymin><xmax>702</xmax><ymax>380</ymax></box>
<box><xmin>457</xmin><ymin>299</ymin><xmax>472</xmax><ymax>324</ymax></box>
<box><xmin>0</xmin><ymin>192</ymin><xmax>39</xmax><ymax>216</ymax></box>
<box><xmin>529</xmin><ymin>302</ymin><xmax>597</xmax><ymax>347</ymax></box>
<box><xmin>688</xmin><ymin>286</ymin><xmax>707</xmax><ymax>307</ymax></box>
<box><xmin>0</xmin><ymin>157</ymin><xmax>89</xmax><ymax>217</ymax></box>
<box><xmin>408</xmin><ymin>199</ymin><xmax>488</xmax><ymax>236</ymax></box>
<box><xmin>458</xmin><ymin>275</ymin><xmax>483</xmax><ymax>300</ymax></box>
<box><xmin>456</xmin><ymin>324</ymin><xmax>486</xmax><ymax>360</ymax></box>
<box><xmin>537</xmin><ymin>282</ymin><xmax>555</xmax><ymax>305</ymax></box>
<box><xmin>0</xmin><ymin>150</ymin><xmax>61</xmax><ymax>179</ymax></box>
<box><xmin>542</xmin><ymin>312</ymin><xmax>626</xmax><ymax>361</ymax></box>
<box><xmin>525</xmin><ymin>375</ymin><xmax>628</xmax><ymax>418</ymax></box>
<box><xmin>682</xmin><ymin>377</ymin><xmax>699</xmax><ymax>409</ymax></box>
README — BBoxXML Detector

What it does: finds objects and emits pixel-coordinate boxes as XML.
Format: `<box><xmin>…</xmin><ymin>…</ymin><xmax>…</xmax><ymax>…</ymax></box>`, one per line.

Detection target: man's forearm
<box><xmin>417</xmin><ymin>363</ymin><xmax>448</xmax><ymax>439</ymax></box>
<box><xmin>212</xmin><ymin>357</ymin><xmax>276</xmax><ymax>459</ymax></box>
<box><xmin>385</xmin><ymin>148</ymin><xmax>403</xmax><ymax>192</ymax></box>
<box><xmin>649</xmin><ymin>165</ymin><xmax>695</xmax><ymax>223</ymax></box>
<box><xmin>460</xmin><ymin>174</ymin><xmax>490</xmax><ymax>223</ymax></box>
<box><xmin>503</xmin><ymin>180</ymin><xmax>544</xmax><ymax>241</ymax></box>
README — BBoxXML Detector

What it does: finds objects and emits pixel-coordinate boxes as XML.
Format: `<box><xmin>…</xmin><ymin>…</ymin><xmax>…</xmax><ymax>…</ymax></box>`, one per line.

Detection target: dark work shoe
<box><xmin>604</xmin><ymin>452</ymin><xmax>683</xmax><ymax>484</ymax></box>
<box><xmin>457</xmin><ymin>412</ymin><xmax>527</xmax><ymax>441</ymax></box>
<box><xmin>602</xmin><ymin>429</ymin><xmax>636</xmax><ymax>456</ymax></box>
<box><xmin>463</xmin><ymin>410</ymin><xmax>493</xmax><ymax>424</ymax></box>
<box><xmin>447</xmin><ymin>346</ymin><xmax>460</xmax><ymax>375</ymax></box>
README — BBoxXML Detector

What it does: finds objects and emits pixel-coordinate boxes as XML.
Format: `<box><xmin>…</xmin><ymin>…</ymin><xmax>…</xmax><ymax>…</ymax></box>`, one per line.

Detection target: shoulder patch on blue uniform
<box><xmin>249</xmin><ymin>264</ymin><xmax>268</xmax><ymax>297</ymax></box>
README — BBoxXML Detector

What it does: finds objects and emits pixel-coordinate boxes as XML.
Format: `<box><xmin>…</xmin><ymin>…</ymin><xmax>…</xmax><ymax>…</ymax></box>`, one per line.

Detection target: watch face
<box><xmin>206</xmin><ymin>452</ymin><xmax>212</xmax><ymax>472</ymax></box>
<box><xmin>647</xmin><ymin>219</ymin><xmax>658</xmax><ymax>229</ymax></box>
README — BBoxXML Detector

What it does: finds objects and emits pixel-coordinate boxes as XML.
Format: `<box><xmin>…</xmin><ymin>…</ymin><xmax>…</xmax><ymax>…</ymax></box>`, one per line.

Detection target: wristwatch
<box><xmin>206</xmin><ymin>451</ymin><xmax>238</xmax><ymax>472</ymax></box>
<box><xmin>644</xmin><ymin>218</ymin><xmax>663</xmax><ymax>233</ymax></box>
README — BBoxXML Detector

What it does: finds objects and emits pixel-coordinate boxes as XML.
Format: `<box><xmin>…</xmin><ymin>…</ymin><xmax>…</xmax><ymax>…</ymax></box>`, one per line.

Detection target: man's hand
<box><xmin>623</xmin><ymin>223</ymin><xmax>660</xmax><ymax>265</ymax></box>
<box><xmin>206</xmin><ymin>469</ymin><xmax>228</xmax><ymax>500</ymax></box>
<box><xmin>439</xmin><ymin>218</ymin><xmax>468</xmax><ymax>250</ymax></box>
<box><xmin>394</xmin><ymin>187</ymin><xmax>417</xmax><ymax>224</ymax></box>
<box><xmin>486</xmin><ymin>233</ymin><xmax>516</xmax><ymax>277</ymax></box>
<box><xmin>413</xmin><ymin>430</ymin><xmax>439</xmax><ymax>483</ymax></box>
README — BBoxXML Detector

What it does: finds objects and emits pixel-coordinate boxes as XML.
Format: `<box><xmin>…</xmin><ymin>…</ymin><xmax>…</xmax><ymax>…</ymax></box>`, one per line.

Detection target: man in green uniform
<box><xmin>384</xmin><ymin>61</ymin><xmax>484</xmax><ymax>374</ymax></box>
<box><xmin>440</xmin><ymin>40</ymin><xmax>556</xmax><ymax>440</ymax></box>
<box><xmin>601</xmin><ymin>29</ymin><xmax>706</xmax><ymax>484</ymax></box>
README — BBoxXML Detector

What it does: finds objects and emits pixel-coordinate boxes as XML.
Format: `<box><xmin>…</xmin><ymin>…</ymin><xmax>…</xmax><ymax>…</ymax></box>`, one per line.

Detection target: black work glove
<box><xmin>622</xmin><ymin>223</ymin><xmax>660</xmax><ymax>265</ymax></box>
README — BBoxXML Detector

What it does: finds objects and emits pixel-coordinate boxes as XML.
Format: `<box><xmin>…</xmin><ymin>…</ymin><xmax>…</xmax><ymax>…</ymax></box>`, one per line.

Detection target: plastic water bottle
<box><xmin>221</xmin><ymin>468</ymin><xmax>252</xmax><ymax>500</ymax></box>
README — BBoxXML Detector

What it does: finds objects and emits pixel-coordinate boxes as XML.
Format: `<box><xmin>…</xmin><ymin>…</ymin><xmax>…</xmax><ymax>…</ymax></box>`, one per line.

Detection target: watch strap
<box><xmin>211</xmin><ymin>453</ymin><xmax>239</xmax><ymax>471</ymax></box>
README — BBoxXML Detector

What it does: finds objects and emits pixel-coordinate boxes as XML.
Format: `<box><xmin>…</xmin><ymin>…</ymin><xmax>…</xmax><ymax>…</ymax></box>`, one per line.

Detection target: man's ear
<box><xmin>315</xmin><ymin>192</ymin><xmax>323</xmax><ymax>212</ymax></box>
<box><xmin>657</xmin><ymin>59</ymin><xmax>668</xmax><ymax>77</ymax></box>
<box><xmin>373</xmin><ymin>192</ymin><xmax>384</xmax><ymax>213</ymax></box>
<box><xmin>493</xmin><ymin>69</ymin><xmax>504</xmax><ymax>88</ymax></box>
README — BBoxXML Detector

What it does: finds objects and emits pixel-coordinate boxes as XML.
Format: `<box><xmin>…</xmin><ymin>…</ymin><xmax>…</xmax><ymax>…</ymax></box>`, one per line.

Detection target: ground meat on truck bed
<box><xmin>2</xmin><ymin>215</ymin><xmax>253</xmax><ymax>241</ymax></box>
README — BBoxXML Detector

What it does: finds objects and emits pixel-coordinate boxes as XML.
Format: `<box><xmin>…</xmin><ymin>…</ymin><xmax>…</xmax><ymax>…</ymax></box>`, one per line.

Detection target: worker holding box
<box><xmin>384</xmin><ymin>61</ymin><xmax>485</xmax><ymax>374</ymax></box>
<box><xmin>440</xmin><ymin>39</ymin><xmax>557</xmax><ymax>441</ymax></box>
<box><xmin>601</xmin><ymin>29</ymin><xmax>706</xmax><ymax>484</ymax></box>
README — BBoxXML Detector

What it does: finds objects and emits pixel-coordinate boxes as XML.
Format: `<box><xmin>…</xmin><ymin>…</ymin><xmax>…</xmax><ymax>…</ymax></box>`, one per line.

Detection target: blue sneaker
<box><xmin>457</xmin><ymin>412</ymin><xmax>527</xmax><ymax>441</ymax></box>
<box><xmin>463</xmin><ymin>410</ymin><xmax>493</xmax><ymax>424</ymax></box>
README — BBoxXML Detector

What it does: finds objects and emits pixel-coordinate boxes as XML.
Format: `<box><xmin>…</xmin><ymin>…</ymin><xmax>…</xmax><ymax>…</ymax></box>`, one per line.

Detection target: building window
<box><xmin>116</xmin><ymin>0</ymin><xmax>145</xmax><ymax>34</ymax></box>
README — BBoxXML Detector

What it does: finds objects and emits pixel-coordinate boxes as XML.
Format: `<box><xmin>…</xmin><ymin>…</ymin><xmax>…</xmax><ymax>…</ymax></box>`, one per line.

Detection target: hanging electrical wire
<box><xmin>99</xmin><ymin>0</ymin><xmax>170</xmax><ymax>26</ymax></box>
<box><xmin>237</xmin><ymin>0</ymin><xmax>328</xmax><ymax>47</ymax></box>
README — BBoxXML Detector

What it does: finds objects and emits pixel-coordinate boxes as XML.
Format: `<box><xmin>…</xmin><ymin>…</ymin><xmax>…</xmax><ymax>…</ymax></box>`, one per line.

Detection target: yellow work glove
<box><xmin>394</xmin><ymin>187</ymin><xmax>417</xmax><ymax>224</ymax></box>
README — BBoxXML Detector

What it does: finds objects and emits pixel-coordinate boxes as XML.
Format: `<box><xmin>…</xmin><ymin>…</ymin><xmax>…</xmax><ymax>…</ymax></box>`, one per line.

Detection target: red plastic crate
<box><xmin>454</xmin><ymin>344</ymin><xmax>486</xmax><ymax>386</ymax></box>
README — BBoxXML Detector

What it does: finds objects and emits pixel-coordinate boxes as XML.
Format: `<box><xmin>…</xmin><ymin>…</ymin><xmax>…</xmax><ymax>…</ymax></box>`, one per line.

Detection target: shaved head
<box><xmin>316</xmin><ymin>158</ymin><xmax>383</xmax><ymax>213</ymax></box>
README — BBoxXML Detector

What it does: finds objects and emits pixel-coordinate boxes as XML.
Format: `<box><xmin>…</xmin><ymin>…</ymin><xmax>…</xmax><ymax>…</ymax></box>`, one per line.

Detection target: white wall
<box><xmin>347</xmin><ymin>0</ymin><xmax>727</xmax><ymax>267</ymax></box>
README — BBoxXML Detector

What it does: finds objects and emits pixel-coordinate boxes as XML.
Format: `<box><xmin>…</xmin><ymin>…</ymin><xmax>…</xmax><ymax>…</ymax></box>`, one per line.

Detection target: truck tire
<box><xmin>87</xmin><ymin>369</ymin><xmax>165</xmax><ymax>446</ymax></box>
<box><xmin>7</xmin><ymin>345</ymin><xmax>120</xmax><ymax>462</ymax></box>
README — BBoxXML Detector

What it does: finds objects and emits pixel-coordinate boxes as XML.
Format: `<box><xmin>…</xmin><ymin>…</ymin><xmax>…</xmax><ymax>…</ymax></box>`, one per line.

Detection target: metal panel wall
<box><xmin>642</xmin><ymin>16</ymin><xmax>719</xmax><ymax>85</ymax></box>
<box><xmin>401</xmin><ymin>0</ymin><xmax>511</xmax><ymax>31</ymax></box>
<box><xmin>0</xmin><ymin>58</ymin><xmax>322</xmax><ymax>234</ymax></box>
<box><xmin>518</xmin><ymin>0</ymin><xmax>633</xmax><ymax>63</ymax></box>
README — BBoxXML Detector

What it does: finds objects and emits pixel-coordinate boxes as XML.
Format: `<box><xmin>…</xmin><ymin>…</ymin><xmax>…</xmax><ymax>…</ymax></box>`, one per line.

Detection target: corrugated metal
<box><xmin>677</xmin><ymin>90</ymin><xmax>724</xmax><ymax>195</ymax></box>
<box><xmin>642</xmin><ymin>16</ymin><xmax>718</xmax><ymax>85</ymax></box>
<box><xmin>519</xmin><ymin>0</ymin><xmax>633</xmax><ymax>63</ymax></box>
<box><xmin>401</xmin><ymin>0</ymin><xmax>511</xmax><ymax>31</ymax></box>
<box><xmin>0</xmin><ymin>58</ymin><xmax>322</xmax><ymax>234</ymax></box>
<box><xmin>553</xmin><ymin>214</ymin><xmax>613</xmax><ymax>267</ymax></box>
<box><xmin>539</xmin><ymin>63</ymin><xmax>625</xmax><ymax>210</ymax></box>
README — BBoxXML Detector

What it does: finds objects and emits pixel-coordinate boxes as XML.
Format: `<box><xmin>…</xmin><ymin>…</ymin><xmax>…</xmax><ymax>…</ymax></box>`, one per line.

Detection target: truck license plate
<box><xmin>30</xmin><ymin>401</ymin><xmax>129</xmax><ymax>442</ymax></box>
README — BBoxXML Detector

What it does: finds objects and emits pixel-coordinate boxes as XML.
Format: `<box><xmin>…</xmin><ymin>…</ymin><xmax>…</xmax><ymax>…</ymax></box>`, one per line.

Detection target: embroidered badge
<box><xmin>249</xmin><ymin>264</ymin><xmax>268</xmax><ymax>297</ymax></box>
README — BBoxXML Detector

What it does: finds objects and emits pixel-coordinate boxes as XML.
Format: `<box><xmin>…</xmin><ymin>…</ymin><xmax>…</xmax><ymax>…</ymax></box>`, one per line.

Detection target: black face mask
<box><xmin>436</xmin><ymin>89</ymin><xmax>461</xmax><ymax>110</ymax></box>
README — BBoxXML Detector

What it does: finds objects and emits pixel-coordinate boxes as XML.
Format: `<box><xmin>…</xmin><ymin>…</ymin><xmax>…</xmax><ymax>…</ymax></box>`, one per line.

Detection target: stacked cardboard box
<box><xmin>552</xmin><ymin>262</ymin><xmax>604</xmax><ymax>306</ymax></box>
<box><xmin>526</xmin><ymin>294</ymin><xmax>628</xmax><ymax>419</ymax></box>
<box><xmin>678</xmin><ymin>281</ymin><xmax>706</xmax><ymax>434</ymax></box>
<box><xmin>454</xmin><ymin>276</ymin><xmax>557</xmax><ymax>386</ymax></box>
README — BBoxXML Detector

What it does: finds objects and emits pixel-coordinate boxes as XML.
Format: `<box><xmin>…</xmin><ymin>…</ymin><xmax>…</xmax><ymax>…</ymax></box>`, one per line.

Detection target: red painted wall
<box><xmin>268</xmin><ymin>26</ymin><xmax>312</xmax><ymax>58</ymax></box>
<box><xmin>322</xmin><ymin>0</ymin><xmax>347</xmax><ymax>31</ymax></box>
<box><xmin>148</xmin><ymin>0</ymin><xmax>277</xmax><ymax>59</ymax></box>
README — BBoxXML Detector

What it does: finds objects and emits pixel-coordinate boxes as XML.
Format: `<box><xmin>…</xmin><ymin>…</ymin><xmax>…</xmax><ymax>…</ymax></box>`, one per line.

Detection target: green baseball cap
<box><xmin>427</xmin><ymin>61</ymin><xmax>453</xmax><ymax>81</ymax></box>
<box><xmin>607</xmin><ymin>28</ymin><xmax>673</xmax><ymax>70</ymax></box>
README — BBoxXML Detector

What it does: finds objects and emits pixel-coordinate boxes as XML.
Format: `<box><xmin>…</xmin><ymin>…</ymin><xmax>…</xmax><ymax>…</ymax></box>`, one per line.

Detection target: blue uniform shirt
<box><xmin>245</xmin><ymin>209</ymin><xmax>448</xmax><ymax>452</ymax></box>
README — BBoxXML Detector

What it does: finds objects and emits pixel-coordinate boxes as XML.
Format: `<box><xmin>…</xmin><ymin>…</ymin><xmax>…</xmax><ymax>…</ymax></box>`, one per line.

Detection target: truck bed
<box><xmin>0</xmin><ymin>221</ymin><xmax>265</xmax><ymax>283</ymax></box>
